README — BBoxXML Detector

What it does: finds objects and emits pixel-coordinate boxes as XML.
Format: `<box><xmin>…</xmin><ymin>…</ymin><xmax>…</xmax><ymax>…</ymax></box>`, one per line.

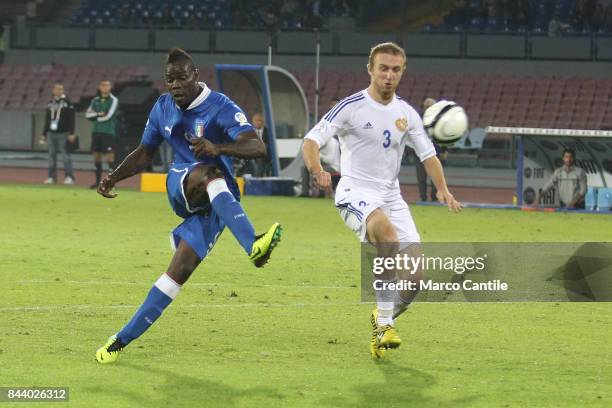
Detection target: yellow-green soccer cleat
<box><xmin>370</xmin><ymin>309</ymin><xmax>385</xmax><ymax>359</ymax></box>
<box><xmin>249</xmin><ymin>222</ymin><xmax>282</xmax><ymax>268</ymax></box>
<box><xmin>95</xmin><ymin>335</ymin><xmax>125</xmax><ymax>364</ymax></box>
<box><xmin>370</xmin><ymin>309</ymin><xmax>402</xmax><ymax>359</ymax></box>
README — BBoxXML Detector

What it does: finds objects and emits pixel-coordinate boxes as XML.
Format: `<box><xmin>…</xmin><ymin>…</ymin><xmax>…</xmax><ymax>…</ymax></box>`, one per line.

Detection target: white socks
<box><xmin>154</xmin><ymin>273</ymin><xmax>182</xmax><ymax>299</ymax></box>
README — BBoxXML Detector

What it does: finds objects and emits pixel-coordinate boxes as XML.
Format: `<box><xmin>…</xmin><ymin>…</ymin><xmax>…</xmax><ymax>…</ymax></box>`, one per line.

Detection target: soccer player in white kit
<box><xmin>303</xmin><ymin>42</ymin><xmax>462</xmax><ymax>359</ymax></box>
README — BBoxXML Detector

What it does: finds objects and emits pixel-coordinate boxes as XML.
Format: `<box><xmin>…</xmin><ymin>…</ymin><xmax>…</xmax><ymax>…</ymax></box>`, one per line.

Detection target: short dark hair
<box><xmin>563</xmin><ymin>148</ymin><xmax>575</xmax><ymax>159</ymax></box>
<box><xmin>166</xmin><ymin>47</ymin><xmax>195</xmax><ymax>71</ymax></box>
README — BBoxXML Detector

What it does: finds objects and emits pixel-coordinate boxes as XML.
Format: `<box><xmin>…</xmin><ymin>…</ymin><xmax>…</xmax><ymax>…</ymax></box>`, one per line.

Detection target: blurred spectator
<box><xmin>570</xmin><ymin>0</ymin><xmax>597</xmax><ymax>31</ymax></box>
<box><xmin>548</xmin><ymin>14</ymin><xmax>570</xmax><ymax>36</ymax></box>
<box><xmin>537</xmin><ymin>148</ymin><xmax>587</xmax><ymax>209</ymax></box>
<box><xmin>444</xmin><ymin>0</ymin><xmax>470</xmax><ymax>29</ymax></box>
<box><xmin>437</xmin><ymin>0</ymin><xmax>607</xmax><ymax>33</ymax></box>
<box><xmin>592</xmin><ymin>2</ymin><xmax>606</xmax><ymax>31</ymax></box>
<box><xmin>415</xmin><ymin>98</ymin><xmax>447</xmax><ymax>202</ymax></box>
<box><xmin>42</xmin><ymin>83</ymin><xmax>76</xmax><ymax>185</ymax></box>
<box><xmin>604</xmin><ymin>4</ymin><xmax>612</xmax><ymax>31</ymax></box>
<box><xmin>71</xmin><ymin>0</ymin><xmax>362</xmax><ymax>30</ymax></box>
<box><xmin>302</xmin><ymin>97</ymin><xmax>341</xmax><ymax>197</ymax></box>
<box><xmin>252</xmin><ymin>112</ymin><xmax>272</xmax><ymax>176</ymax></box>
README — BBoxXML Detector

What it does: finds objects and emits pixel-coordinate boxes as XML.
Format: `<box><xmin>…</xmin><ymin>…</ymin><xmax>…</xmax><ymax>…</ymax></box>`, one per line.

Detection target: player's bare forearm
<box><xmin>302</xmin><ymin>139</ymin><xmax>331</xmax><ymax>188</ymax></box>
<box><xmin>302</xmin><ymin>139</ymin><xmax>323</xmax><ymax>173</ymax></box>
<box><xmin>218</xmin><ymin>132</ymin><xmax>266</xmax><ymax>158</ymax></box>
<box><xmin>98</xmin><ymin>144</ymin><xmax>155</xmax><ymax>198</ymax></box>
<box><xmin>109</xmin><ymin>144</ymin><xmax>156</xmax><ymax>184</ymax></box>
<box><xmin>423</xmin><ymin>156</ymin><xmax>462</xmax><ymax>212</ymax></box>
<box><xmin>423</xmin><ymin>156</ymin><xmax>448</xmax><ymax>193</ymax></box>
<box><xmin>191</xmin><ymin>131</ymin><xmax>265</xmax><ymax>159</ymax></box>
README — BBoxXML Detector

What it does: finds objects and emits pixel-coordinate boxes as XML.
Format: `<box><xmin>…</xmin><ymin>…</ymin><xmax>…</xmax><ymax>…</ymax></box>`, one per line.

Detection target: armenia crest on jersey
<box><xmin>395</xmin><ymin>117</ymin><xmax>408</xmax><ymax>132</ymax></box>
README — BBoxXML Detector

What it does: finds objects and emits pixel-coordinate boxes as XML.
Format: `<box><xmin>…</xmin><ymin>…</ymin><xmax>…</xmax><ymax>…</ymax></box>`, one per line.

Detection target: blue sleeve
<box><xmin>216</xmin><ymin>100</ymin><xmax>255</xmax><ymax>141</ymax></box>
<box><xmin>140</xmin><ymin>99</ymin><xmax>164</xmax><ymax>149</ymax></box>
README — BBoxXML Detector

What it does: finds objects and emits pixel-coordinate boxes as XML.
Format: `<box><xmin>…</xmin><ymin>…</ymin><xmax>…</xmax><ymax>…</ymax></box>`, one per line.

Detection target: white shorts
<box><xmin>334</xmin><ymin>177</ymin><xmax>420</xmax><ymax>246</ymax></box>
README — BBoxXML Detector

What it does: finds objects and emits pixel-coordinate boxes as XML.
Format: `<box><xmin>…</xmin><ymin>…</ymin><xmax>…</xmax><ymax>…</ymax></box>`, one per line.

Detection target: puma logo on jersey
<box><xmin>362</xmin><ymin>122</ymin><xmax>373</xmax><ymax>129</ymax></box>
<box><xmin>165</xmin><ymin>126</ymin><xmax>172</xmax><ymax>134</ymax></box>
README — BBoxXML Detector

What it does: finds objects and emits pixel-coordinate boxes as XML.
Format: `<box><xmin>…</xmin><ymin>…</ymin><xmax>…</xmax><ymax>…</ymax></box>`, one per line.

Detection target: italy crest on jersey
<box><xmin>395</xmin><ymin>117</ymin><xmax>408</xmax><ymax>132</ymax></box>
<box><xmin>194</xmin><ymin>118</ymin><xmax>205</xmax><ymax>138</ymax></box>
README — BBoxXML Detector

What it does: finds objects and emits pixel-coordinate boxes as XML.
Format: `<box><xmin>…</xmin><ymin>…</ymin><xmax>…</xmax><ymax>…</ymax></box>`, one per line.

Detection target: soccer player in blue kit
<box><xmin>95</xmin><ymin>48</ymin><xmax>282</xmax><ymax>363</ymax></box>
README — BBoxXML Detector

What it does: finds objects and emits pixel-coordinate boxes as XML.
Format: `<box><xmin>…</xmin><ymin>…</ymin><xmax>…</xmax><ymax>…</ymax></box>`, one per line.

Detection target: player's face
<box><xmin>99</xmin><ymin>81</ymin><xmax>112</xmax><ymax>96</ymax></box>
<box><xmin>52</xmin><ymin>84</ymin><xmax>64</xmax><ymax>98</ymax></box>
<box><xmin>166</xmin><ymin>62</ymin><xmax>200</xmax><ymax>108</ymax></box>
<box><xmin>563</xmin><ymin>152</ymin><xmax>574</xmax><ymax>167</ymax></box>
<box><xmin>368</xmin><ymin>52</ymin><xmax>405</xmax><ymax>95</ymax></box>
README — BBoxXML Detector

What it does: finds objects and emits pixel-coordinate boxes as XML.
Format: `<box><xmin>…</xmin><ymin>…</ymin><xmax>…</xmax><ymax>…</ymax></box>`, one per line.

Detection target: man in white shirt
<box><xmin>302</xmin><ymin>42</ymin><xmax>462</xmax><ymax>359</ymax></box>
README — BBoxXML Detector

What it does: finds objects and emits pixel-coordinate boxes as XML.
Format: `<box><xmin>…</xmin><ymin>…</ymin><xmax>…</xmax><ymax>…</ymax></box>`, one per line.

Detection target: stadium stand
<box><xmin>0</xmin><ymin>63</ymin><xmax>149</xmax><ymax>110</ymax></box>
<box><xmin>2</xmin><ymin>63</ymin><xmax>612</xmax><ymax>131</ymax></box>
<box><xmin>68</xmin><ymin>0</ymin><xmax>360</xmax><ymax>30</ymax></box>
<box><xmin>436</xmin><ymin>0</ymin><xmax>612</xmax><ymax>33</ymax></box>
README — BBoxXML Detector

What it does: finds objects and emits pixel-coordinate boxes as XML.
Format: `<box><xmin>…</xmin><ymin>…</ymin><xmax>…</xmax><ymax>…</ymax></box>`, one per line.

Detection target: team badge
<box><xmin>194</xmin><ymin>119</ymin><xmax>205</xmax><ymax>138</ymax></box>
<box><xmin>395</xmin><ymin>117</ymin><xmax>408</xmax><ymax>132</ymax></box>
<box><xmin>234</xmin><ymin>112</ymin><xmax>249</xmax><ymax>126</ymax></box>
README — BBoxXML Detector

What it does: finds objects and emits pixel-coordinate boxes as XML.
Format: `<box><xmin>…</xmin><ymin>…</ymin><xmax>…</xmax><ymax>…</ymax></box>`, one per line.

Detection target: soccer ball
<box><xmin>422</xmin><ymin>100</ymin><xmax>469</xmax><ymax>146</ymax></box>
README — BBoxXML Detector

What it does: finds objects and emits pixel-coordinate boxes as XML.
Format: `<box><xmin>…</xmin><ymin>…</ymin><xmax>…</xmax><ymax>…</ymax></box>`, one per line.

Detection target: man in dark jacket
<box><xmin>42</xmin><ymin>82</ymin><xmax>76</xmax><ymax>184</ymax></box>
<box><xmin>415</xmin><ymin>97</ymin><xmax>447</xmax><ymax>201</ymax></box>
<box><xmin>251</xmin><ymin>112</ymin><xmax>272</xmax><ymax>176</ymax></box>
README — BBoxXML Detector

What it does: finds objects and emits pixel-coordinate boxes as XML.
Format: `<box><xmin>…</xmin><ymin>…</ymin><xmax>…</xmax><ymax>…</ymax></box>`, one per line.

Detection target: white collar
<box><xmin>364</xmin><ymin>87</ymin><xmax>396</xmax><ymax>108</ymax></box>
<box><xmin>183</xmin><ymin>82</ymin><xmax>211</xmax><ymax>110</ymax></box>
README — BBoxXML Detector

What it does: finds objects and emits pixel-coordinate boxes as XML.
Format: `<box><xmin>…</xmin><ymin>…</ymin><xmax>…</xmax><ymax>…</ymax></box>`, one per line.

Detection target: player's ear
<box><xmin>366</xmin><ymin>63</ymin><xmax>371</xmax><ymax>75</ymax></box>
<box><xmin>193</xmin><ymin>67</ymin><xmax>199</xmax><ymax>81</ymax></box>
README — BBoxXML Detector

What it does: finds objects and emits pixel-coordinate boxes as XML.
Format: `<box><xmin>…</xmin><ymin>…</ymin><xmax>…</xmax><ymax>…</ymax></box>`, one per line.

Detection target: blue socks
<box><xmin>207</xmin><ymin>178</ymin><xmax>255</xmax><ymax>254</ymax></box>
<box><xmin>117</xmin><ymin>274</ymin><xmax>181</xmax><ymax>345</ymax></box>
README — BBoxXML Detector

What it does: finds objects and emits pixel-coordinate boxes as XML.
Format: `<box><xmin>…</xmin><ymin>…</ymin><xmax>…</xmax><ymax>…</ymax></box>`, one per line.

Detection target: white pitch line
<box><xmin>0</xmin><ymin>301</ymin><xmax>367</xmax><ymax>313</ymax></box>
<box><xmin>14</xmin><ymin>279</ymin><xmax>357</xmax><ymax>290</ymax></box>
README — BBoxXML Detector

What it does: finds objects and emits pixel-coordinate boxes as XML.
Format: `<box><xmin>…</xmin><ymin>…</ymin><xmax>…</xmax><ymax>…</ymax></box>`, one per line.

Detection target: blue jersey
<box><xmin>140</xmin><ymin>83</ymin><xmax>254</xmax><ymax>198</ymax></box>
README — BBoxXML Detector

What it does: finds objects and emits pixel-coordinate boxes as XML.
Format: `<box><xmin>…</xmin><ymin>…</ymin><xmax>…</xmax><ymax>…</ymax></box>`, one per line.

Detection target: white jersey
<box><xmin>305</xmin><ymin>89</ymin><xmax>435</xmax><ymax>186</ymax></box>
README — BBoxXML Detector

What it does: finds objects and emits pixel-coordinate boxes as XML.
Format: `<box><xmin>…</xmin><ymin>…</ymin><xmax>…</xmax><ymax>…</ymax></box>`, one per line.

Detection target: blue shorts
<box><xmin>166</xmin><ymin>163</ymin><xmax>225</xmax><ymax>260</ymax></box>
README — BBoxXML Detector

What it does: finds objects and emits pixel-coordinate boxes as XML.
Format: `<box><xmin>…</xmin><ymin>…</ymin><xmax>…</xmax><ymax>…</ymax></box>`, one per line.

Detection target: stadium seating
<box><xmin>295</xmin><ymin>70</ymin><xmax>612</xmax><ymax>130</ymax></box>
<box><xmin>438</xmin><ymin>0</ymin><xmax>612</xmax><ymax>34</ymax></box>
<box><xmin>0</xmin><ymin>64</ymin><xmax>150</xmax><ymax>110</ymax></box>
<box><xmin>69</xmin><ymin>0</ymin><xmax>359</xmax><ymax>30</ymax></box>
<box><xmin>1</xmin><ymin>63</ymin><xmax>611</xmax><ymax>132</ymax></box>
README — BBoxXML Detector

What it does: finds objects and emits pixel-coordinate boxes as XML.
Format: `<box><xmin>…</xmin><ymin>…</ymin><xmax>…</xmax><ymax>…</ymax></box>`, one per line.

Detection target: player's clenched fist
<box><xmin>97</xmin><ymin>176</ymin><xmax>117</xmax><ymax>198</ymax></box>
<box><xmin>191</xmin><ymin>136</ymin><xmax>220</xmax><ymax>158</ymax></box>
<box><xmin>312</xmin><ymin>170</ymin><xmax>332</xmax><ymax>189</ymax></box>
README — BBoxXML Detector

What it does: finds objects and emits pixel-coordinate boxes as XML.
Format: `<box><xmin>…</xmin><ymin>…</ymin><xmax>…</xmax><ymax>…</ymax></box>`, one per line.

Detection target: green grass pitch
<box><xmin>1</xmin><ymin>184</ymin><xmax>611</xmax><ymax>407</ymax></box>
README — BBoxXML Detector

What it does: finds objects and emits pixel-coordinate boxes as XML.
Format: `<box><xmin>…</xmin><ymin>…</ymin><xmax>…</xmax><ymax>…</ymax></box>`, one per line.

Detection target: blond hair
<box><xmin>368</xmin><ymin>42</ymin><xmax>406</xmax><ymax>69</ymax></box>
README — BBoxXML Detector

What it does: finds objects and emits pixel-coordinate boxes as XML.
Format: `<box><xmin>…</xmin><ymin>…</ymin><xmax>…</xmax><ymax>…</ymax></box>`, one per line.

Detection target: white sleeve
<box><xmin>404</xmin><ymin>106</ymin><xmax>436</xmax><ymax>162</ymax></box>
<box><xmin>85</xmin><ymin>99</ymin><xmax>97</xmax><ymax>119</ymax></box>
<box><xmin>304</xmin><ymin>102</ymin><xmax>352</xmax><ymax>148</ymax></box>
<box><xmin>304</xmin><ymin>119</ymin><xmax>343</xmax><ymax>148</ymax></box>
<box><xmin>97</xmin><ymin>95</ymin><xmax>118</xmax><ymax>122</ymax></box>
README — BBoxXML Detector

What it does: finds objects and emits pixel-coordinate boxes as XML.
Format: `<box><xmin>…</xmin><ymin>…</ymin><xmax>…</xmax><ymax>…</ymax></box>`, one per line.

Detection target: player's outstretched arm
<box><xmin>97</xmin><ymin>144</ymin><xmax>157</xmax><ymax>198</ymax></box>
<box><xmin>302</xmin><ymin>139</ymin><xmax>331</xmax><ymax>188</ymax></box>
<box><xmin>423</xmin><ymin>156</ymin><xmax>462</xmax><ymax>213</ymax></box>
<box><xmin>191</xmin><ymin>131</ymin><xmax>266</xmax><ymax>159</ymax></box>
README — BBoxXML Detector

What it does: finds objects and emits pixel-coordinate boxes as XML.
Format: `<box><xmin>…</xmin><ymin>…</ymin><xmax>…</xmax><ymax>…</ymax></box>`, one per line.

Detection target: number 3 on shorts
<box><xmin>382</xmin><ymin>130</ymin><xmax>391</xmax><ymax>148</ymax></box>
